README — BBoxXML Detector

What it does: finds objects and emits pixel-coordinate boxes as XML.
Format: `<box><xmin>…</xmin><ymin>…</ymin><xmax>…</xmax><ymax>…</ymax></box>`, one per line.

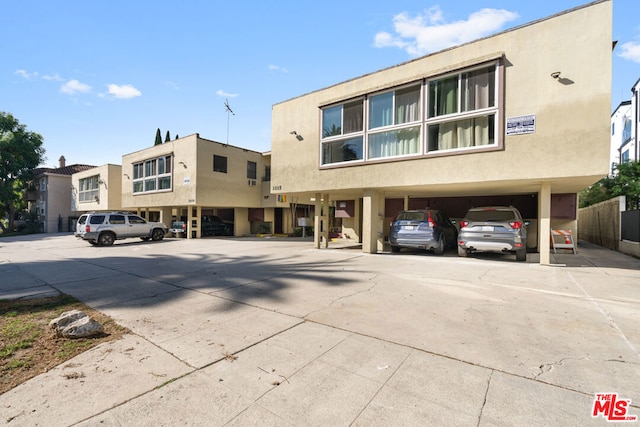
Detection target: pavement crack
<box><xmin>477</xmin><ymin>370</ymin><xmax>493</xmax><ymax>427</ymax></box>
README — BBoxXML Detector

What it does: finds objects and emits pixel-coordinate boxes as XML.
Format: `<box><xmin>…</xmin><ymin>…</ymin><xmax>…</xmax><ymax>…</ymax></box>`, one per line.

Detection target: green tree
<box><xmin>175</xmin><ymin>134</ymin><xmax>179</xmax><ymax>140</ymax></box>
<box><xmin>0</xmin><ymin>112</ymin><xmax>45</xmax><ymax>232</ymax></box>
<box><xmin>579</xmin><ymin>161</ymin><xmax>640</xmax><ymax>209</ymax></box>
<box><xmin>165</xmin><ymin>130</ymin><xmax>170</xmax><ymax>142</ymax></box>
<box><xmin>154</xmin><ymin>128</ymin><xmax>162</xmax><ymax>146</ymax></box>
<box><xmin>611</xmin><ymin>161</ymin><xmax>640</xmax><ymax>210</ymax></box>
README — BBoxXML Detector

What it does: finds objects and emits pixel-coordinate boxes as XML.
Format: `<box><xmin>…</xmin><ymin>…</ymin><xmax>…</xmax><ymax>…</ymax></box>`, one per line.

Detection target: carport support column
<box><xmin>362</xmin><ymin>190</ymin><xmax>384</xmax><ymax>254</ymax></box>
<box><xmin>539</xmin><ymin>182</ymin><xmax>552</xmax><ymax>265</ymax></box>
<box><xmin>313</xmin><ymin>193</ymin><xmax>329</xmax><ymax>248</ymax></box>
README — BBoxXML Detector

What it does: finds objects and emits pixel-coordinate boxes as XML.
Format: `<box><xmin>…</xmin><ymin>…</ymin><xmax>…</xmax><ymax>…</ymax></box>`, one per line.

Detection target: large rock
<box><xmin>50</xmin><ymin>310</ymin><xmax>104</xmax><ymax>338</ymax></box>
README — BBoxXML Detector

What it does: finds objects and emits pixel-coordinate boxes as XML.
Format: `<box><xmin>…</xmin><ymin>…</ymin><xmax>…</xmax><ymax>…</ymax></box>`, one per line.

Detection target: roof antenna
<box><xmin>224</xmin><ymin>98</ymin><xmax>235</xmax><ymax>145</ymax></box>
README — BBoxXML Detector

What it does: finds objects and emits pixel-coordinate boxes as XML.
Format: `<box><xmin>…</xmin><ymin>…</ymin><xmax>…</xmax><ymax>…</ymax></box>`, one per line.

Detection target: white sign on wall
<box><xmin>506</xmin><ymin>114</ymin><xmax>536</xmax><ymax>135</ymax></box>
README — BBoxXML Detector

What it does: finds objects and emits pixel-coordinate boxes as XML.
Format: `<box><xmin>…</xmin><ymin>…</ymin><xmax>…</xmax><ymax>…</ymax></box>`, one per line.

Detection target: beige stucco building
<box><xmin>71</xmin><ymin>164</ymin><xmax>123</xmax><ymax>213</ymax></box>
<box><xmin>119</xmin><ymin>133</ymin><xmax>291</xmax><ymax>237</ymax></box>
<box><xmin>28</xmin><ymin>156</ymin><xmax>95</xmax><ymax>233</ymax></box>
<box><xmin>270</xmin><ymin>0</ymin><xmax>612</xmax><ymax>264</ymax></box>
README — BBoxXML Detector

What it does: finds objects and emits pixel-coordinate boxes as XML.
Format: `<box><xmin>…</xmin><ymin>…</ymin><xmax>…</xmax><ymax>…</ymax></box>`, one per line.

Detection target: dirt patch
<box><xmin>0</xmin><ymin>294</ymin><xmax>128</xmax><ymax>395</ymax></box>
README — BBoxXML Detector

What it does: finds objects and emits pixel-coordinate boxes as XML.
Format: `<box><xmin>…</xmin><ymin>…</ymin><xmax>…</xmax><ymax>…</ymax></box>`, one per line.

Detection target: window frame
<box><xmin>79</xmin><ymin>174</ymin><xmax>100</xmax><ymax>203</ymax></box>
<box><xmin>132</xmin><ymin>155</ymin><xmax>173</xmax><ymax>195</ymax></box>
<box><xmin>425</xmin><ymin>62</ymin><xmax>499</xmax><ymax>154</ymax></box>
<box><xmin>247</xmin><ymin>161</ymin><xmax>257</xmax><ymax>180</ymax></box>
<box><xmin>320</xmin><ymin>98</ymin><xmax>365</xmax><ymax>166</ymax></box>
<box><xmin>319</xmin><ymin>59</ymin><xmax>503</xmax><ymax>168</ymax></box>
<box><xmin>213</xmin><ymin>155</ymin><xmax>228</xmax><ymax>173</ymax></box>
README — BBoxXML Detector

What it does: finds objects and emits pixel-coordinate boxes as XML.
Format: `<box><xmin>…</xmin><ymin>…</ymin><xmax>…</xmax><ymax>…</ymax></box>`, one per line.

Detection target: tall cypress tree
<box><xmin>154</xmin><ymin>128</ymin><xmax>162</xmax><ymax>146</ymax></box>
<box><xmin>165</xmin><ymin>130</ymin><xmax>170</xmax><ymax>142</ymax></box>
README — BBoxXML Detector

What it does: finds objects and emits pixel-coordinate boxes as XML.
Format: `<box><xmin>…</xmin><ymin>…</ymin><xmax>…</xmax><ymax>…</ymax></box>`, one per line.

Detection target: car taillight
<box><xmin>460</xmin><ymin>221</ymin><xmax>468</xmax><ymax>228</ymax></box>
<box><xmin>510</xmin><ymin>221</ymin><xmax>523</xmax><ymax>229</ymax></box>
<box><xmin>427</xmin><ymin>212</ymin><xmax>436</xmax><ymax>227</ymax></box>
<box><xmin>85</xmin><ymin>225</ymin><xmax>90</xmax><ymax>232</ymax></box>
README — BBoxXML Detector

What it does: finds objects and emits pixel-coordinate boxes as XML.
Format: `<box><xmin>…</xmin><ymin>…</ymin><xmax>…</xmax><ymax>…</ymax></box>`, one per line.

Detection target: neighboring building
<box><xmin>120</xmin><ymin>133</ymin><xmax>292</xmax><ymax>238</ymax></box>
<box><xmin>610</xmin><ymin>101</ymin><xmax>632</xmax><ymax>172</ymax></box>
<box><xmin>270</xmin><ymin>0</ymin><xmax>612</xmax><ymax>264</ymax></box>
<box><xmin>27</xmin><ymin>156</ymin><xmax>96</xmax><ymax>232</ymax></box>
<box><xmin>71</xmin><ymin>164</ymin><xmax>123</xmax><ymax>213</ymax></box>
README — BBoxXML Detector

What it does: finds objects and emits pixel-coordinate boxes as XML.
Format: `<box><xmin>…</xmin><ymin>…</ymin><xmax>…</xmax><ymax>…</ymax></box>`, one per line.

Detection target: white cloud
<box><xmin>60</xmin><ymin>79</ymin><xmax>92</xmax><ymax>95</ymax></box>
<box><xmin>374</xmin><ymin>6</ymin><xmax>519</xmax><ymax>56</ymax></box>
<box><xmin>216</xmin><ymin>89</ymin><xmax>238</xmax><ymax>98</ymax></box>
<box><xmin>42</xmin><ymin>73</ymin><xmax>63</xmax><ymax>81</ymax></box>
<box><xmin>618</xmin><ymin>41</ymin><xmax>640</xmax><ymax>63</ymax></box>
<box><xmin>107</xmin><ymin>84</ymin><xmax>141</xmax><ymax>99</ymax></box>
<box><xmin>15</xmin><ymin>69</ymin><xmax>39</xmax><ymax>79</ymax></box>
<box><xmin>268</xmin><ymin>64</ymin><xmax>288</xmax><ymax>73</ymax></box>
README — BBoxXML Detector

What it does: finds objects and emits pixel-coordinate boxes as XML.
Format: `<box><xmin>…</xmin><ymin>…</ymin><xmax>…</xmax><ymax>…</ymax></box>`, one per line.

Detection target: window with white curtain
<box><xmin>319</xmin><ymin>60</ymin><xmax>500</xmax><ymax>166</ymax></box>
<box><xmin>427</xmin><ymin>64</ymin><xmax>497</xmax><ymax>152</ymax></box>
<box><xmin>367</xmin><ymin>84</ymin><xmax>421</xmax><ymax>160</ymax></box>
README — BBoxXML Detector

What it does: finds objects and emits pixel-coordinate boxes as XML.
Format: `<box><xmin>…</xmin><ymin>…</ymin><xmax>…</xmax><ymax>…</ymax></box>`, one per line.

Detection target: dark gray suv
<box><xmin>457</xmin><ymin>206</ymin><xmax>528</xmax><ymax>261</ymax></box>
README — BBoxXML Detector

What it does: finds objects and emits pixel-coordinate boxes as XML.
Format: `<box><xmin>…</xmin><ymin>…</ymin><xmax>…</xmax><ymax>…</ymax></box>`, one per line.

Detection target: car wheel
<box><xmin>516</xmin><ymin>248</ymin><xmax>527</xmax><ymax>262</ymax></box>
<box><xmin>457</xmin><ymin>246</ymin><xmax>468</xmax><ymax>257</ymax></box>
<box><xmin>390</xmin><ymin>245</ymin><xmax>400</xmax><ymax>253</ymax></box>
<box><xmin>433</xmin><ymin>236</ymin><xmax>445</xmax><ymax>255</ymax></box>
<box><xmin>151</xmin><ymin>229</ymin><xmax>165</xmax><ymax>241</ymax></box>
<box><xmin>98</xmin><ymin>232</ymin><xmax>115</xmax><ymax>246</ymax></box>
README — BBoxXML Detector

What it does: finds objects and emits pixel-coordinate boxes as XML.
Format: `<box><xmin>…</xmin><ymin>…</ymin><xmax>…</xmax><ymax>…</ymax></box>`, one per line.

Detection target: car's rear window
<box><xmin>466</xmin><ymin>210</ymin><xmax>516</xmax><ymax>222</ymax></box>
<box><xmin>396</xmin><ymin>211</ymin><xmax>429</xmax><ymax>221</ymax></box>
<box><xmin>89</xmin><ymin>215</ymin><xmax>106</xmax><ymax>224</ymax></box>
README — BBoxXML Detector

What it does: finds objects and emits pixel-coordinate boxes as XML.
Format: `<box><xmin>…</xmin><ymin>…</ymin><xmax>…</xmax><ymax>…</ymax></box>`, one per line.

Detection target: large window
<box><xmin>368</xmin><ymin>85</ymin><xmax>421</xmax><ymax>159</ymax></box>
<box><xmin>321</xmin><ymin>99</ymin><xmax>364</xmax><ymax>164</ymax></box>
<box><xmin>132</xmin><ymin>155</ymin><xmax>172</xmax><ymax>194</ymax></box>
<box><xmin>427</xmin><ymin>65</ymin><xmax>497</xmax><ymax>151</ymax></box>
<box><xmin>320</xmin><ymin>61</ymin><xmax>500</xmax><ymax>166</ymax></box>
<box><xmin>79</xmin><ymin>175</ymin><xmax>99</xmax><ymax>202</ymax></box>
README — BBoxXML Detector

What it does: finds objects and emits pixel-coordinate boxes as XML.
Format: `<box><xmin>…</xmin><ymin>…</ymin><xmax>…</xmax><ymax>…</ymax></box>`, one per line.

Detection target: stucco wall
<box><xmin>270</xmin><ymin>1</ymin><xmax>612</xmax><ymax>199</ymax></box>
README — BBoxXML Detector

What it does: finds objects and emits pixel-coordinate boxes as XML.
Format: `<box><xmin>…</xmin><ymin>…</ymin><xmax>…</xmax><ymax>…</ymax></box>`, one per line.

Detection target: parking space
<box><xmin>1</xmin><ymin>235</ymin><xmax>638</xmax><ymax>425</ymax></box>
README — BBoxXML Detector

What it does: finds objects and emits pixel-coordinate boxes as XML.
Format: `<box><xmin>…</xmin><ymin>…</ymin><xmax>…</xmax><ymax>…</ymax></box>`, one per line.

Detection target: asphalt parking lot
<box><xmin>1</xmin><ymin>234</ymin><xmax>639</xmax><ymax>426</ymax></box>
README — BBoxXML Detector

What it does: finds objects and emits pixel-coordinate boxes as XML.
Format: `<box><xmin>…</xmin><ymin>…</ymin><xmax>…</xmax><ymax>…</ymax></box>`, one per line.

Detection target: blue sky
<box><xmin>2</xmin><ymin>0</ymin><xmax>638</xmax><ymax>167</ymax></box>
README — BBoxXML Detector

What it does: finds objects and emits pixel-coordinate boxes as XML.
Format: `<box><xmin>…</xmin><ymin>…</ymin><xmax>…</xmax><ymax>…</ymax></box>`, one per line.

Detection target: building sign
<box><xmin>506</xmin><ymin>115</ymin><xmax>535</xmax><ymax>135</ymax></box>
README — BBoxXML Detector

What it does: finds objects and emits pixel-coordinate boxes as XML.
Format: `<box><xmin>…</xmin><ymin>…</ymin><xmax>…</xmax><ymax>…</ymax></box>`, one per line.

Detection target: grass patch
<box><xmin>0</xmin><ymin>294</ymin><xmax>128</xmax><ymax>395</ymax></box>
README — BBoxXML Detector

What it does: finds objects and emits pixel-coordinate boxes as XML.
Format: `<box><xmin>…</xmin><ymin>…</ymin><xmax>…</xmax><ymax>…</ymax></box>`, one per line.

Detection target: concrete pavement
<box><xmin>1</xmin><ymin>234</ymin><xmax>639</xmax><ymax>426</ymax></box>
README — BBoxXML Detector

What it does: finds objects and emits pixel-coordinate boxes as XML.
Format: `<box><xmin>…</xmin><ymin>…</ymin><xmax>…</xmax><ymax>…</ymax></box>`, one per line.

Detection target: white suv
<box><xmin>75</xmin><ymin>212</ymin><xmax>168</xmax><ymax>246</ymax></box>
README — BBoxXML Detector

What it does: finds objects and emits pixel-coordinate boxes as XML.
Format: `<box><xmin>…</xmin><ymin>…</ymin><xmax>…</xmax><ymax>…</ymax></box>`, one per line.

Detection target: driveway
<box><xmin>1</xmin><ymin>235</ymin><xmax>639</xmax><ymax>426</ymax></box>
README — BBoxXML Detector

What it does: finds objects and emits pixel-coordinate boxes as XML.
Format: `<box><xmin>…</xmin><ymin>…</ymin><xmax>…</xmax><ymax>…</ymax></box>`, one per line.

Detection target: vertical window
<box><xmin>368</xmin><ymin>84</ymin><xmax>421</xmax><ymax>159</ymax></box>
<box><xmin>426</xmin><ymin>63</ymin><xmax>498</xmax><ymax>152</ymax></box>
<box><xmin>321</xmin><ymin>99</ymin><xmax>364</xmax><ymax>165</ymax></box>
<box><xmin>213</xmin><ymin>155</ymin><xmax>227</xmax><ymax>173</ymax></box>
<box><xmin>247</xmin><ymin>161</ymin><xmax>257</xmax><ymax>179</ymax></box>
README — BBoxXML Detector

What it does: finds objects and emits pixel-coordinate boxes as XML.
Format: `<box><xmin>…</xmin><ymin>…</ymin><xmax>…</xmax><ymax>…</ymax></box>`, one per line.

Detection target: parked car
<box><xmin>201</xmin><ymin>215</ymin><xmax>233</xmax><ymax>236</ymax></box>
<box><xmin>389</xmin><ymin>209</ymin><xmax>458</xmax><ymax>255</ymax></box>
<box><xmin>75</xmin><ymin>211</ymin><xmax>168</xmax><ymax>246</ymax></box>
<box><xmin>457</xmin><ymin>206</ymin><xmax>528</xmax><ymax>261</ymax></box>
